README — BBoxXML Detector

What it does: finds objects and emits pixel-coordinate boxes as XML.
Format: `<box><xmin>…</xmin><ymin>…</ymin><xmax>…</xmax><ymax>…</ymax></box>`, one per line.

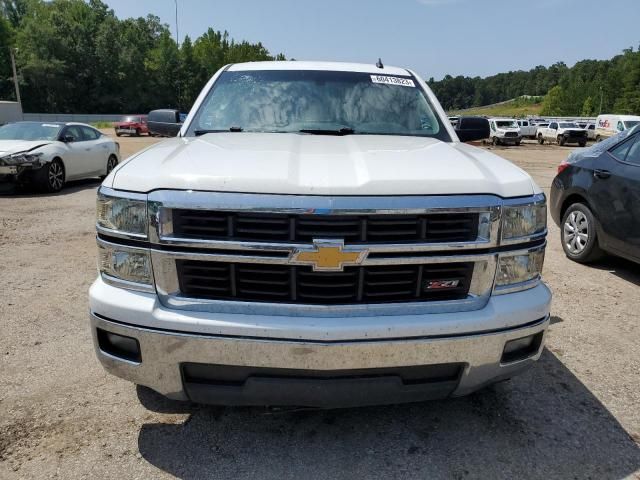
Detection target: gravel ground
<box><xmin>1</xmin><ymin>135</ymin><xmax>639</xmax><ymax>479</ymax></box>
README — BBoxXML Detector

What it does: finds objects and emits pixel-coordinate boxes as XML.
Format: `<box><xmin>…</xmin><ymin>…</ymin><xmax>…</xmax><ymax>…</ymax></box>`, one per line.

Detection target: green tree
<box><xmin>581</xmin><ymin>96</ymin><xmax>595</xmax><ymax>116</ymax></box>
<box><xmin>540</xmin><ymin>86</ymin><xmax>566</xmax><ymax>116</ymax></box>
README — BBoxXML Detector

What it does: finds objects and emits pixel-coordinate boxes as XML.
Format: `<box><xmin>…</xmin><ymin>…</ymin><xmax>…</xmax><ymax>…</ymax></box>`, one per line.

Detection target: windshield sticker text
<box><xmin>370</xmin><ymin>75</ymin><xmax>415</xmax><ymax>87</ymax></box>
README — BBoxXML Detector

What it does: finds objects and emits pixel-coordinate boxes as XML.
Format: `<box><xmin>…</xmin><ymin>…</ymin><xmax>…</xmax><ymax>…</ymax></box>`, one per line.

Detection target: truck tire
<box><xmin>561</xmin><ymin>203</ymin><xmax>603</xmax><ymax>263</ymax></box>
<box><xmin>537</xmin><ymin>135</ymin><xmax>544</xmax><ymax>145</ymax></box>
<box><xmin>492</xmin><ymin>136</ymin><xmax>500</xmax><ymax>146</ymax></box>
<box><xmin>34</xmin><ymin>158</ymin><xmax>65</xmax><ymax>193</ymax></box>
<box><xmin>596</xmin><ymin>135</ymin><xmax>602</xmax><ymax>142</ymax></box>
<box><xmin>515</xmin><ymin>140</ymin><xmax>521</xmax><ymax>146</ymax></box>
<box><xmin>579</xmin><ymin>140</ymin><xmax>586</xmax><ymax>147</ymax></box>
<box><xmin>557</xmin><ymin>135</ymin><xmax>565</xmax><ymax>146</ymax></box>
<box><xmin>135</xmin><ymin>128</ymin><xmax>141</xmax><ymax>137</ymax></box>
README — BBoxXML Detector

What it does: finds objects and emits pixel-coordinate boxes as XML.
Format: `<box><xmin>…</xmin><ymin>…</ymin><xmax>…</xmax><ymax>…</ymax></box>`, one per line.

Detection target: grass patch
<box><xmin>449</xmin><ymin>96</ymin><xmax>543</xmax><ymax>118</ymax></box>
<box><xmin>91</xmin><ymin>121</ymin><xmax>115</xmax><ymax>129</ymax></box>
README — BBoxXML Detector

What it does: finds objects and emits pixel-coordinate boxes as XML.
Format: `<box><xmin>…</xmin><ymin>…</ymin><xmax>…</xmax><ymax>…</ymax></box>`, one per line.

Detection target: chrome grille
<box><xmin>171</xmin><ymin>211</ymin><xmax>479</xmax><ymax>244</ymax></box>
<box><xmin>176</xmin><ymin>260</ymin><xmax>474</xmax><ymax>305</ymax></box>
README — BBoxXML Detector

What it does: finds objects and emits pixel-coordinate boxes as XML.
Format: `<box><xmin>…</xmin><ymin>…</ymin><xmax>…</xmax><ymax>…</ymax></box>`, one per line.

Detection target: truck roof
<box><xmin>227</xmin><ymin>60</ymin><xmax>411</xmax><ymax>76</ymax></box>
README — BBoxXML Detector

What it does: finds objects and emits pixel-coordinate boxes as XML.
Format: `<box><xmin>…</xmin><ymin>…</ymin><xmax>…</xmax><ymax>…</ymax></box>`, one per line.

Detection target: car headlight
<box><xmin>1</xmin><ymin>152</ymin><xmax>44</xmax><ymax>165</ymax></box>
<box><xmin>97</xmin><ymin>189</ymin><xmax>147</xmax><ymax>238</ymax></box>
<box><xmin>501</xmin><ymin>197</ymin><xmax>546</xmax><ymax>243</ymax></box>
<box><xmin>494</xmin><ymin>248</ymin><xmax>545</xmax><ymax>293</ymax></box>
<box><xmin>98</xmin><ymin>240</ymin><xmax>154</xmax><ymax>291</ymax></box>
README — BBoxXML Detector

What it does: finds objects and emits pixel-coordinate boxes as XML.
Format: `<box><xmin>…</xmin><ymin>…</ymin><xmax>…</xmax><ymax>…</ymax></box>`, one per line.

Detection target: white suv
<box><xmin>90</xmin><ymin>61</ymin><xmax>551</xmax><ymax>408</ymax></box>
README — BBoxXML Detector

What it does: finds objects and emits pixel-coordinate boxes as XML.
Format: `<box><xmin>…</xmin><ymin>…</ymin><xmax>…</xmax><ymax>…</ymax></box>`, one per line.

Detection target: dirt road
<box><xmin>1</xmin><ymin>136</ymin><xmax>639</xmax><ymax>479</ymax></box>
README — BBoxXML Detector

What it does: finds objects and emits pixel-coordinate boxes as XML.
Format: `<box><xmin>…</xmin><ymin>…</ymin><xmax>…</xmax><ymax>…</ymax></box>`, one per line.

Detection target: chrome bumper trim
<box><xmin>91</xmin><ymin>313</ymin><xmax>549</xmax><ymax>401</ymax></box>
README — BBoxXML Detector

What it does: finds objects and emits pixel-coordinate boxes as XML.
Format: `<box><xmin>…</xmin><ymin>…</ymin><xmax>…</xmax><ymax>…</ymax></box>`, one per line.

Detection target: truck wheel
<box><xmin>557</xmin><ymin>135</ymin><xmax>565</xmax><ymax>146</ymax></box>
<box><xmin>561</xmin><ymin>203</ymin><xmax>603</xmax><ymax>263</ymax></box>
<box><xmin>115</xmin><ymin>130</ymin><xmax>121</xmax><ymax>137</ymax></box>
<box><xmin>515</xmin><ymin>140</ymin><xmax>521</xmax><ymax>146</ymax></box>
<box><xmin>135</xmin><ymin>128</ymin><xmax>141</xmax><ymax>137</ymax></box>
<box><xmin>492</xmin><ymin>136</ymin><xmax>500</xmax><ymax>146</ymax></box>
<box><xmin>537</xmin><ymin>135</ymin><xmax>544</xmax><ymax>145</ymax></box>
<box><xmin>596</xmin><ymin>135</ymin><xmax>602</xmax><ymax>142</ymax></box>
<box><xmin>579</xmin><ymin>141</ymin><xmax>586</xmax><ymax>147</ymax></box>
<box><xmin>34</xmin><ymin>158</ymin><xmax>65</xmax><ymax>193</ymax></box>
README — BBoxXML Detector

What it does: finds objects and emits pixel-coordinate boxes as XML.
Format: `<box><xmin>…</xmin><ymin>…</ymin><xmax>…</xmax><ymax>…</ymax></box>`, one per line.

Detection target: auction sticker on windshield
<box><xmin>370</xmin><ymin>75</ymin><xmax>415</xmax><ymax>87</ymax></box>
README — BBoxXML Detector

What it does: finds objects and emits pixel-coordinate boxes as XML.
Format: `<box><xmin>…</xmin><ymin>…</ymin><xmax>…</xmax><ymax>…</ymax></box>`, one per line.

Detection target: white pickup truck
<box><xmin>517</xmin><ymin>119</ymin><xmax>537</xmax><ymax>139</ymax></box>
<box><xmin>537</xmin><ymin>121</ymin><xmax>588</xmax><ymax>146</ymax></box>
<box><xmin>90</xmin><ymin>61</ymin><xmax>551</xmax><ymax>408</ymax></box>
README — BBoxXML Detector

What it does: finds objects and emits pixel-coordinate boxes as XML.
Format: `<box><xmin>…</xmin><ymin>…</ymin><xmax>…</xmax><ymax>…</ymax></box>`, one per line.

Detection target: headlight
<box><xmin>98</xmin><ymin>240</ymin><xmax>153</xmax><ymax>291</ymax></box>
<box><xmin>494</xmin><ymin>248</ymin><xmax>545</xmax><ymax>293</ymax></box>
<box><xmin>501</xmin><ymin>198</ymin><xmax>546</xmax><ymax>242</ymax></box>
<box><xmin>1</xmin><ymin>152</ymin><xmax>43</xmax><ymax>165</ymax></box>
<box><xmin>97</xmin><ymin>189</ymin><xmax>147</xmax><ymax>238</ymax></box>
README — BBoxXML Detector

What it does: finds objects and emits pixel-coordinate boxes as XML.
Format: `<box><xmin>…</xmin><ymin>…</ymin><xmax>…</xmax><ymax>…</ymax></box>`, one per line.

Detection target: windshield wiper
<box><xmin>194</xmin><ymin>126</ymin><xmax>243</xmax><ymax>136</ymax></box>
<box><xmin>298</xmin><ymin>127</ymin><xmax>355</xmax><ymax>136</ymax></box>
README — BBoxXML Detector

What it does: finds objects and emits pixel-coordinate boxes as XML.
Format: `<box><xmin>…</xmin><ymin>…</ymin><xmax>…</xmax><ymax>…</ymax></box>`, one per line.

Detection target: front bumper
<box><xmin>90</xmin><ymin>278</ymin><xmax>552</xmax><ymax>407</ymax></box>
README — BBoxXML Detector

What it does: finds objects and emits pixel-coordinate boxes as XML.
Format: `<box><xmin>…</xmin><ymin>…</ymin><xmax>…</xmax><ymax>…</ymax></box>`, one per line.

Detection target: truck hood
<box><xmin>110</xmin><ymin>133</ymin><xmax>537</xmax><ymax>197</ymax></box>
<box><xmin>0</xmin><ymin>140</ymin><xmax>51</xmax><ymax>156</ymax></box>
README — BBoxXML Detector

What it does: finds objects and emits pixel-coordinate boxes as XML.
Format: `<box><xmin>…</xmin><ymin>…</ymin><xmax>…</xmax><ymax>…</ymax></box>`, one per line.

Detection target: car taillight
<box><xmin>557</xmin><ymin>162</ymin><xmax>570</xmax><ymax>174</ymax></box>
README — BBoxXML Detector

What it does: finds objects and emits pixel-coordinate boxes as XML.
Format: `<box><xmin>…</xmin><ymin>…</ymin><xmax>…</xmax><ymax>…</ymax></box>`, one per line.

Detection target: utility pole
<box><xmin>8</xmin><ymin>47</ymin><xmax>22</xmax><ymax>108</ymax></box>
<box><xmin>174</xmin><ymin>0</ymin><xmax>180</xmax><ymax>48</ymax></box>
<box><xmin>174</xmin><ymin>0</ymin><xmax>181</xmax><ymax>111</ymax></box>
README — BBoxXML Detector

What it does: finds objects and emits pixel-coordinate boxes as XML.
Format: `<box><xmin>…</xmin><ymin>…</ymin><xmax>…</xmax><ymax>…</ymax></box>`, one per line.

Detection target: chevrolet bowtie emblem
<box><xmin>290</xmin><ymin>239</ymin><xmax>368</xmax><ymax>271</ymax></box>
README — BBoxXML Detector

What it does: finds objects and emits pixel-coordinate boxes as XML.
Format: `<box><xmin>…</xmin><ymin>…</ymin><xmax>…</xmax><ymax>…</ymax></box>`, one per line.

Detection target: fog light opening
<box><xmin>501</xmin><ymin>332</ymin><xmax>543</xmax><ymax>364</ymax></box>
<box><xmin>97</xmin><ymin>328</ymin><xmax>141</xmax><ymax>363</ymax></box>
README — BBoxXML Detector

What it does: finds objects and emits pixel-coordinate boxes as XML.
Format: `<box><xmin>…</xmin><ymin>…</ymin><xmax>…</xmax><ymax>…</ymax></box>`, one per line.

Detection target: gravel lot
<box><xmin>1</xmin><ymin>134</ymin><xmax>639</xmax><ymax>479</ymax></box>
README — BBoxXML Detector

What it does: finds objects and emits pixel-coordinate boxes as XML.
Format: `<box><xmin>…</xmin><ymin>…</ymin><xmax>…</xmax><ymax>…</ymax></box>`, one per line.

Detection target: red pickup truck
<box><xmin>114</xmin><ymin>115</ymin><xmax>149</xmax><ymax>137</ymax></box>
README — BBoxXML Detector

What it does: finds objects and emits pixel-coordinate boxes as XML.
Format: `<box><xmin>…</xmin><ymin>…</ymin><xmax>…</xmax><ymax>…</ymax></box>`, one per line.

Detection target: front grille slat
<box><xmin>176</xmin><ymin>260</ymin><xmax>473</xmax><ymax>305</ymax></box>
<box><xmin>171</xmin><ymin>211</ymin><xmax>479</xmax><ymax>244</ymax></box>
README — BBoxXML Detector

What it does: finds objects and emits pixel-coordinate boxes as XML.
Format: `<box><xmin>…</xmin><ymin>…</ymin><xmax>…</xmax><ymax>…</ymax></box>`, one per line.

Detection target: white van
<box><xmin>488</xmin><ymin>118</ymin><xmax>522</xmax><ymax>146</ymax></box>
<box><xmin>595</xmin><ymin>114</ymin><xmax>640</xmax><ymax>141</ymax></box>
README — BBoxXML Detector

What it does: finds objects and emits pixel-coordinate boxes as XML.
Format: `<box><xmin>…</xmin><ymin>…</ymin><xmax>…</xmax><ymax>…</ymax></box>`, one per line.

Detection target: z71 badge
<box><xmin>425</xmin><ymin>279</ymin><xmax>460</xmax><ymax>290</ymax></box>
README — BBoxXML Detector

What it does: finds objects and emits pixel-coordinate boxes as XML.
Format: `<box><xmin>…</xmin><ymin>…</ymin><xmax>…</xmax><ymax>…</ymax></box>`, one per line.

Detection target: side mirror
<box><xmin>147</xmin><ymin>109</ymin><xmax>183</xmax><ymax>137</ymax></box>
<box><xmin>455</xmin><ymin>116</ymin><xmax>490</xmax><ymax>142</ymax></box>
<box><xmin>63</xmin><ymin>134</ymin><xmax>75</xmax><ymax>143</ymax></box>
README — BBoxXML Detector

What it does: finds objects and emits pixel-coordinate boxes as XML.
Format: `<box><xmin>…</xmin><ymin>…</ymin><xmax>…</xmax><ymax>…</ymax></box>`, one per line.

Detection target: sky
<box><xmin>105</xmin><ymin>0</ymin><xmax>640</xmax><ymax>80</ymax></box>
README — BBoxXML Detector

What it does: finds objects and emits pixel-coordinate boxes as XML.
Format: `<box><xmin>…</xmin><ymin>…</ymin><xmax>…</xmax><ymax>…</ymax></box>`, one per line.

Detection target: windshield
<box><xmin>121</xmin><ymin>116</ymin><xmax>141</xmax><ymax>123</ymax></box>
<box><xmin>496</xmin><ymin>121</ymin><xmax>517</xmax><ymax>128</ymax></box>
<box><xmin>186</xmin><ymin>70</ymin><xmax>450</xmax><ymax>140</ymax></box>
<box><xmin>624</xmin><ymin>120</ymin><xmax>640</xmax><ymax>129</ymax></box>
<box><xmin>0</xmin><ymin>122</ymin><xmax>62</xmax><ymax>141</ymax></box>
<box><xmin>559</xmin><ymin>122</ymin><xmax>578</xmax><ymax>128</ymax></box>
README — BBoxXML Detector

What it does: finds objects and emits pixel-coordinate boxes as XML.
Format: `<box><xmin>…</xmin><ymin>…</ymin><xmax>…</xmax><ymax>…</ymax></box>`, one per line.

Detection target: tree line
<box><xmin>428</xmin><ymin>46</ymin><xmax>640</xmax><ymax>116</ymax></box>
<box><xmin>1</xmin><ymin>0</ymin><xmax>638</xmax><ymax>117</ymax></box>
<box><xmin>0</xmin><ymin>0</ymin><xmax>284</xmax><ymax>113</ymax></box>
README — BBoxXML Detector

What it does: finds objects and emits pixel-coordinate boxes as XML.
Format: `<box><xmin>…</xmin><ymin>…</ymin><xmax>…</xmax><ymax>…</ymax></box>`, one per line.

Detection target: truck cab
<box><xmin>90</xmin><ymin>61</ymin><xmax>551</xmax><ymax>408</ymax></box>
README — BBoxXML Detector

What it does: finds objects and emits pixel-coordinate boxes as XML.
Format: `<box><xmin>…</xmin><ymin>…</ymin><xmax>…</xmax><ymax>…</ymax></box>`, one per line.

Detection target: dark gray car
<box><xmin>550</xmin><ymin>125</ymin><xmax>640</xmax><ymax>264</ymax></box>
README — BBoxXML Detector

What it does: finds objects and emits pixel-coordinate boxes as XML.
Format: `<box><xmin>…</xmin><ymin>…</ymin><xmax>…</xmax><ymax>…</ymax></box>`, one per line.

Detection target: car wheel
<box><xmin>492</xmin><ymin>136</ymin><xmax>500</xmax><ymax>146</ymax></box>
<box><xmin>561</xmin><ymin>203</ymin><xmax>603</xmax><ymax>263</ymax></box>
<box><xmin>101</xmin><ymin>155</ymin><xmax>118</xmax><ymax>179</ymax></box>
<box><xmin>115</xmin><ymin>132</ymin><xmax>121</xmax><ymax>137</ymax></box>
<box><xmin>537</xmin><ymin>135</ymin><xmax>544</xmax><ymax>145</ymax></box>
<box><xmin>596</xmin><ymin>135</ymin><xmax>602</xmax><ymax>142</ymax></box>
<box><xmin>557</xmin><ymin>135</ymin><xmax>565</xmax><ymax>146</ymax></box>
<box><xmin>35</xmin><ymin>158</ymin><xmax>65</xmax><ymax>193</ymax></box>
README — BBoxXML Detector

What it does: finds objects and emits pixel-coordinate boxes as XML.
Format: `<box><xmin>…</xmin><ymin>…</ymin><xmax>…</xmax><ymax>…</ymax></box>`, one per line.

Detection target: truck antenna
<box><xmin>376</xmin><ymin>58</ymin><xmax>384</xmax><ymax>69</ymax></box>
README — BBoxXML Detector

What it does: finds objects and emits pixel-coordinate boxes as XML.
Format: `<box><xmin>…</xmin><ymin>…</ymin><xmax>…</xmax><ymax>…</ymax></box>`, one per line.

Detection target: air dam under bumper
<box><xmin>90</xmin><ymin>280</ymin><xmax>551</xmax><ymax>408</ymax></box>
